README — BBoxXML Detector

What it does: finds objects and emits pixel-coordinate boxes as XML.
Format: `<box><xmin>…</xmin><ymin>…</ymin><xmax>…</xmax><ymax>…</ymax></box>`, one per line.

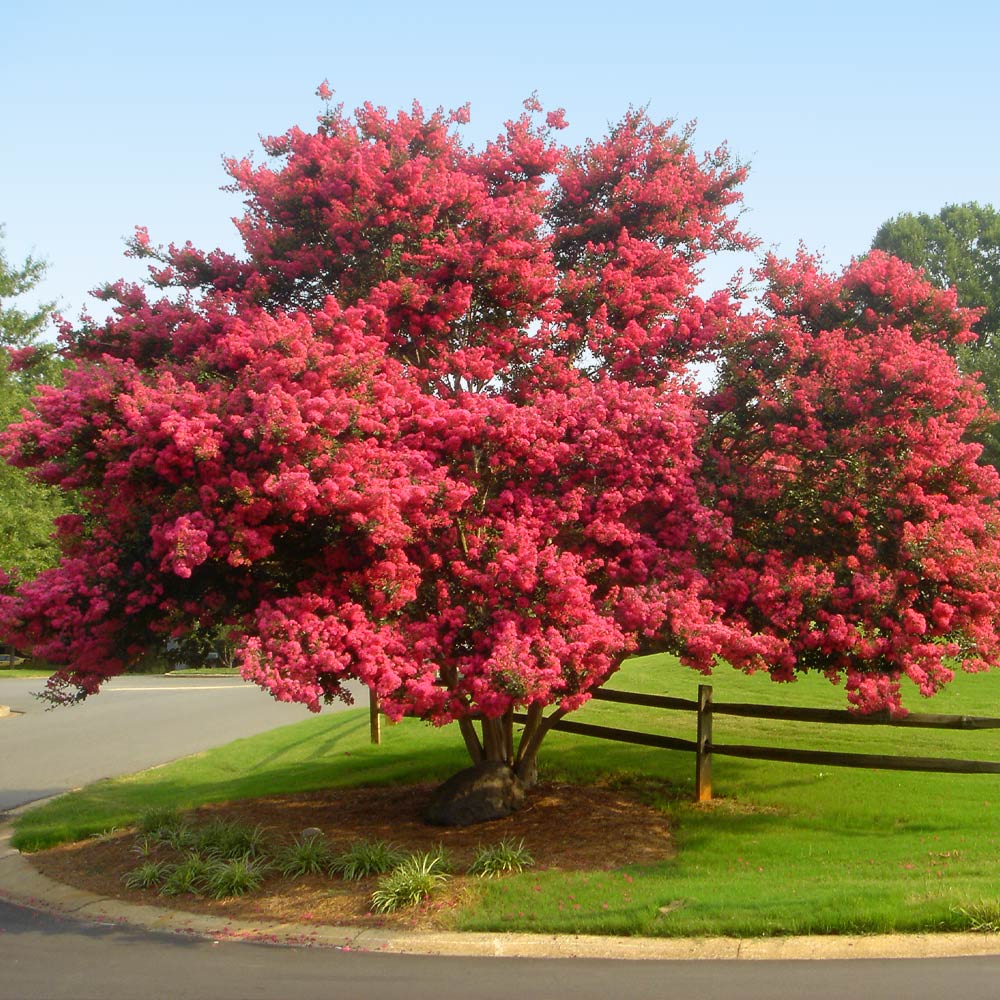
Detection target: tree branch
<box><xmin>458</xmin><ymin>717</ymin><xmax>484</xmax><ymax>763</ymax></box>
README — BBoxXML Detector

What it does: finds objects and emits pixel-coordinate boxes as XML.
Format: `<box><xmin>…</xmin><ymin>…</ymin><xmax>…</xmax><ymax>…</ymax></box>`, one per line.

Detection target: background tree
<box><xmin>0</xmin><ymin>229</ymin><xmax>67</xmax><ymax>584</ymax></box>
<box><xmin>872</xmin><ymin>202</ymin><xmax>1000</xmax><ymax>466</ymax></box>
<box><xmin>1</xmin><ymin>97</ymin><xmax>998</xmax><ymax>816</ymax></box>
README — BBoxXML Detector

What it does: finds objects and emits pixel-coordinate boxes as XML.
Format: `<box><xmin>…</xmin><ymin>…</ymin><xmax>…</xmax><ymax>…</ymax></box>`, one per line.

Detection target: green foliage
<box><xmin>422</xmin><ymin>843</ymin><xmax>452</xmax><ymax>874</ymax></box>
<box><xmin>153</xmin><ymin>818</ymin><xmax>196</xmax><ymax>851</ymax></box>
<box><xmin>370</xmin><ymin>850</ymin><xmax>452</xmax><ymax>913</ymax></box>
<box><xmin>468</xmin><ymin>838</ymin><xmax>535</xmax><ymax>878</ymax></box>
<box><xmin>0</xmin><ymin>226</ymin><xmax>68</xmax><ymax>585</ymax></box>
<box><xmin>136</xmin><ymin>807</ymin><xmax>186</xmax><ymax>835</ymax></box>
<box><xmin>331</xmin><ymin>840</ymin><xmax>408</xmax><ymax>880</ymax></box>
<box><xmin>130</xmin><ymin>833</ymin><xmax>158</xmax><ymax>859</ymax></box>
<box><xmin>158</xmin><ymin>854</ymin><xmax>214</xmax><ymax>896</ymax></box>
<box><xmin>0</xmin><ymin>226</ymin><xmax>54</xmax><ymax>352</ymax></box>
<box><xmin>122</xmin><ymin>860</ymin><xmax>170</xmax><ymax>890</ymax></box>
<box><xmin>873</xmin><ymin>203</ymin><xmax>1000</xmax><ymax>336</ymax></box>
<box><xmin>140</xmin><ymin>811</ymin><xmax>269</xmax><ymax>861</ymax></box>
<box><xmin>193</xmin><ymin>819</ymin><xmax>269</xmax><ymax>860</ymax></box>
<box><xmin>123</xmin><ymin>816</ymin><xmax>270</xmax><ymax>900</ymax></box>
<box><xmin>273</xmin><ymin>831</ymin><xmax>335</xmax><ymax>877</ymax></box>
<box><xmin>203</xmin><ymin>856</ymin><xmax>269</xmax><ymax>899</ymax></box>
<box><xmin>953</xmin><ymin>900</ymin><xmax>1000</xmax><ymax>933</ymax></box>
<box><xmin>873</xmin><ymin>201</ymin><xmax>1000</xmax><ymax>466</ymax></box>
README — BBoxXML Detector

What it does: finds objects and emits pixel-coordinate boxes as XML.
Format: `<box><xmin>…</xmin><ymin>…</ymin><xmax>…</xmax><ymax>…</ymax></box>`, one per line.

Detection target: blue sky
<box><xmin>3</xmin><ymin>1</ymin><xmax>997</xmax><ymax>326</ymax></box>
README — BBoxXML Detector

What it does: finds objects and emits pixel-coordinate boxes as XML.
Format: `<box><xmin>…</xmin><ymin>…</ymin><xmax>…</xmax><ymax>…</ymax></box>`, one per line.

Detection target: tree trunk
<box><xmin>514</xmin><ymin>702</ymin><xmax>565</xmax><ymax>787</ymax></box>
<box><xmin>457</xmin><ymin>717</ymin><xmax>484</xmax><ymax>763</ymax></box>
<box><xmin>425</xmin><ymin>704</ymin><xmax>565</xmax><ymax>825</ymax></box>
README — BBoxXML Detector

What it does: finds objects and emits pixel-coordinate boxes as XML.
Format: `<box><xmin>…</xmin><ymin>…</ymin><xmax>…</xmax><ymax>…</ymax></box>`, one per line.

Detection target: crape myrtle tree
<box><xmin>2</xmin><ymin>92</ymin><xmax>999</xmax><ymax>807</ymax></box>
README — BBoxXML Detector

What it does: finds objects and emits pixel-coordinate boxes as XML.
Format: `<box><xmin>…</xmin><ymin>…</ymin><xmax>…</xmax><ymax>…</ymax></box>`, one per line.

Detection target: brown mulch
<box><xmin>29</xmin><ymin>780</ymin><xmax>675</xmax><ymax>930</ymax></box>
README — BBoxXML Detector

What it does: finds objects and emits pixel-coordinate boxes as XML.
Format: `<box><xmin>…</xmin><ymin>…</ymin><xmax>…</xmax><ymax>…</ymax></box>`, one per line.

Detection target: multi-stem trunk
<box><xmin>457</xmin><ymin>702</ymin><xmax>567</xmax><ymax>788</ymax></box>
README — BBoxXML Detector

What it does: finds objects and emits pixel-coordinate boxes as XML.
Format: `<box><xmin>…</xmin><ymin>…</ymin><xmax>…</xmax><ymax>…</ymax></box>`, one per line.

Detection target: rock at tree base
<box><xmin>424</xmin><ymin>761</ymin><xmax>526</xmax><ymax>826</ymax></box>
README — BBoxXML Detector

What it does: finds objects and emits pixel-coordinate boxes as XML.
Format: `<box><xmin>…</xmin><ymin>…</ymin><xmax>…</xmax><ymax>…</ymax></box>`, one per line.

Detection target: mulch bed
<box><xmin>29</xmin><ymin>780</ymin><xmax>675</xmax><ymax>930</ymax></box>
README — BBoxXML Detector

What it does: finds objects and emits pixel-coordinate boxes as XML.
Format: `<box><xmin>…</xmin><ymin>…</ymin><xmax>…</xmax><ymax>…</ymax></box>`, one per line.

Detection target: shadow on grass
<box><xmin>12</xmin><ymin>711</ymin><xmax>472</xmax><ymax>851</ymax></box>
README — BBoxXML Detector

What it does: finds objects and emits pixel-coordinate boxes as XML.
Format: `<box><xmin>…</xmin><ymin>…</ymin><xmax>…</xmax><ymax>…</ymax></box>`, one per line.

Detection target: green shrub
<box><xmin>370</xmin><ymin>851</ymin><xmax>451</xmax><ymax>913</ymax></box>
<box><xmin>468</xmin><ymin>838</ymin><xmax>534</xmax><ymax>878</ymax></box>
<box><xmin>158</xmin><ymin>854</ymin><xmax>214</xmax><ymax>896</ymax></box>
<box><xmin>331</xmin><ymin>840</ymin><xmax>407</xmax><ymax>880</ymax></box>
<box><xmin>274</xmin><ymin>832</ymin><xmax>335</xmax><ymax>877</ymax></box>
<box><xmin>203</xmin><ymin>856</ymin><xmax>269</xmax><ymax>899</ymax></box>
<box><xmin>122</xmin><ymin>860</ymin><xmax>170</xmax><ymax>890</ymax></box>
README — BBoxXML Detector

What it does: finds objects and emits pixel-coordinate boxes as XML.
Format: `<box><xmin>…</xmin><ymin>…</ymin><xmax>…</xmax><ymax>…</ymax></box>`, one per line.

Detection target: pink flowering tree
<box><xmin>2</xmin><ymin>93</ymin><xmax>999</xmax><ymax>815</ymax></box>
<box><xmin>702</xmin><ymin>249</ymin><xmax>1000</xmax><ymax>713</ymax></box>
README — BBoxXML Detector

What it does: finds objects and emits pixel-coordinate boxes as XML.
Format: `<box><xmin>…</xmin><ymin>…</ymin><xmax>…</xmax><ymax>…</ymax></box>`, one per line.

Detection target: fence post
<box><xmin>369</xmin><ymin>690</ymin><xmax>382</xmax><ymax>745</ymax></box>
<box><xmin>696</xmin><ymin>684</ymin><xmax>713</xmax><ymax>802</ymax></box>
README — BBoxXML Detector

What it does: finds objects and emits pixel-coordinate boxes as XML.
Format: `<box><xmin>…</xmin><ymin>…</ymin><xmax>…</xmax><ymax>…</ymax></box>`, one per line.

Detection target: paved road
<box><xmin>0</xmin><ymin>675</ymin><xmax>361</xmax><ymax>813</ymax></box>
<box><xmin>2</xmin><ymin>900</ymin><xmax>1000</xmax><ymax>1000</ymax></box>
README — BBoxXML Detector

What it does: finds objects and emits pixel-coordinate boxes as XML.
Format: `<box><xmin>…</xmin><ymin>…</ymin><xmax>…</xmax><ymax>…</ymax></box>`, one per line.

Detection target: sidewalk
<box><xmin>3</xmin><ymin>823</ymin><xmax>1000</xmax><ymax>961</ymax></box>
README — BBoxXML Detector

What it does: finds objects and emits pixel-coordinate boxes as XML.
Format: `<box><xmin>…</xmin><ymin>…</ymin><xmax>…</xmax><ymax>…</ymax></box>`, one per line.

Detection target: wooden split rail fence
<box><xmin>515</xmin><ymin>684</ymin><xmax>1000</xmax><ymax>803</ymax></box>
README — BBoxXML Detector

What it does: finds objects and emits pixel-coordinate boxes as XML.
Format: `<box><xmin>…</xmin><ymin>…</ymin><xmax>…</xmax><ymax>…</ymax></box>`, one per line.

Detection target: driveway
<box><xmin>0</xmin><ymin>674</ymin><xmax>361</xmax><ymax>813</ymax></box>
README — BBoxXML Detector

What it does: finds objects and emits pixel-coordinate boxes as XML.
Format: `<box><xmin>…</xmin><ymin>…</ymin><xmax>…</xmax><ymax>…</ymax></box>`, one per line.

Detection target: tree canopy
<box><xmin>872</xmin><ymin>202</ymin><xmax>1000</xmax><ymax>466</ymax></box>
<box><xmin>2</xmin><ymin>97</ymin><xmax>998</xmax><ymax>780</ymax></box>
<box><xmin>0</xmin><ymin>229</ymin><xmax>67</xmax><ymax>582</ymax></box>
<box><xmin>705</xmin><ymin>248</ymin><xmax>1000</xmax><ymax>710</ymax></box>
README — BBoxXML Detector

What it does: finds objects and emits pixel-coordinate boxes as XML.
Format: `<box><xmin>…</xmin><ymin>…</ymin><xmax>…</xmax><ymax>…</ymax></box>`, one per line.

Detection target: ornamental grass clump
<box><xmin>331</xmin><ymin>840</ymin><xmax>407</xmax><ymax>881</ymax></box>
<box><xmin>149</xmin><ymin>815</ymin><xmax>196</xmax><ymax>851</ymax></box>
<box><xmin>194</xmin><ymin>819</ymin><xmax>270</xmax><ymax>861</ymax></box>
<box><xmin>122</xmin><ymin>815</ymin><xmax>274</xmax><ymax>899</ymax></box>
<box><xmin>203</xmin><ymin>856</ymin><xmax>270</xmax><ymax>899</ymax></box>
<box><xmin>130</xmin><ymin>833</ymin><xmax>158</xmax><ymax>859</ymax></box>
<box><xmin>122</xmin><ymin>860</ymin><xmax>170</xmax><ymax>891</ymax></box>
<box><xmin>274</xmin><ymin>831</ymin><xmax>335</xmax><ymax>877</ymax></box>
<box><xmin>158</xmin><ymin>854</ymin><xmax>215</xmax><ymax>897</ymax></box>
<box><xmin>954</xmin><ymin>900</ymin><xmax>1000</xmax><ymax>933</ymax></box>
<box><xmin>468</xmin><ymin>838</ymin><xmax>535</xmax><ymax>878</ymax></box>
<box><xmin>370</xmin><ymin>849</ymin><xmax>452</xmax><ymax>914</ymax></box>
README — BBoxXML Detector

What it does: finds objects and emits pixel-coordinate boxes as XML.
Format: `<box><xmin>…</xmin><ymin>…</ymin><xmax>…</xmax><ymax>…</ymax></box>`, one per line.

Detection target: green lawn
<box><xmin>13</xmin><ymin>655</ymin><xmax>1000</xmax><ymax>937</ymax></box>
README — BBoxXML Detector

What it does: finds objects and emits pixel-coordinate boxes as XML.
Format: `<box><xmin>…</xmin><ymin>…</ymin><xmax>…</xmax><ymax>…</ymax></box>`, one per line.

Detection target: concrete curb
<box><xmin>3</xmin><ymin>826</ymin><xmax>1000</xmax><ymax>960</ymax></box>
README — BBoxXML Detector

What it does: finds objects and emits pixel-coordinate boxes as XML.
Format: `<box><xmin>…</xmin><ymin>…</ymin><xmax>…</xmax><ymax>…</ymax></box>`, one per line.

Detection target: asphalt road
<box><xmin>3</xmin><ymin>900</ymin><xmax>1000</xmax><ymax>1000</ymax></box>
<box><xmin>0</xmin><ymin>674</ymin><xmax>361</xmax><ymax>813</ymax></box>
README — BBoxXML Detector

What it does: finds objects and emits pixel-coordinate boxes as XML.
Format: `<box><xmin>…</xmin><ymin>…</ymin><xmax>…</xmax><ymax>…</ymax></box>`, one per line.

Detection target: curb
<box><xmin>3</xmin><ymin>827</ymin><xmax>1000</xmax><ymax>960</ymax></box>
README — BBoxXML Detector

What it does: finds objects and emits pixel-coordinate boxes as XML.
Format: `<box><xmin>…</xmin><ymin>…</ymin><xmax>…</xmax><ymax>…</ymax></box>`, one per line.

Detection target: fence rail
<box><xmin>515</xmin><ymin>684</ymin><xmax>1000</xmax><ymax>802</ymax></box>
